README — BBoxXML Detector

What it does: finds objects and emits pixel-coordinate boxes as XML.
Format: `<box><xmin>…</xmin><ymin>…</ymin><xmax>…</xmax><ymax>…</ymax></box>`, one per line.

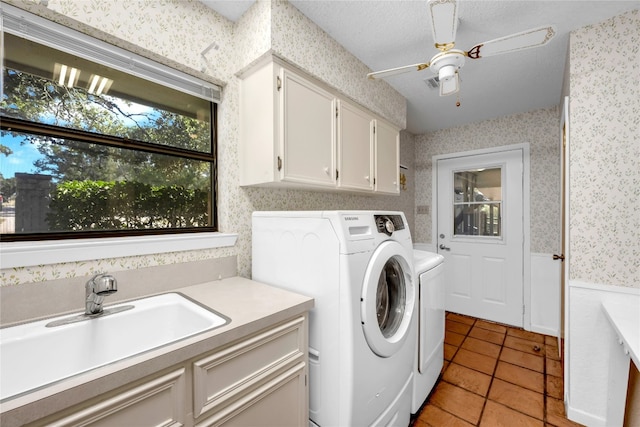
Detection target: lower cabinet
<box><xmin>193</xmin><ymin>316</ymin><xmax>308</xmax><ymax>426</ymax></box>
<box><xmin>196</xmin><ymin>363</ymin><xmax>306</xmax><ymax>427</ymax></box>
<box><xmin>26</xmin><ymin>315</ymin><xmax>308</xmax><ymax>427</ymax></box>
<box><xmin>30</xmin><ymin>369</ymin><xmax>188</xmax><ymax>427</ymax></box>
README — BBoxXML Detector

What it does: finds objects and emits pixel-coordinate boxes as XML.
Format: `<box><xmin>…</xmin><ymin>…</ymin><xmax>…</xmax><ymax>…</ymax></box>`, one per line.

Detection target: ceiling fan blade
<box><xmin>466</xmin><ymin>26</ymin><xmax>556</xmax><ymax>59</ymax></box>
<box><xmin>427</xmin><ymin>0</ymin><xmax>458</xmax><ymax>51</ymax></box>
<box><xmin>367</xmin><ymin>62</ymin><xmax>430</xmax><ymax>80</ymax></box>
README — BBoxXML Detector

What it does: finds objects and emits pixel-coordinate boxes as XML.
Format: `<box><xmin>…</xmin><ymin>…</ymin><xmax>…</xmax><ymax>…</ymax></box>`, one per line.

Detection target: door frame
<box><xmin>432</xmin><ymin>143</ymin><xmax>531</xmax><ymax>330</ymax></box>
<box><xmin>560</xmin><ymin>96</ymin><xmax>570</xmax><ymax>405</ymax></box>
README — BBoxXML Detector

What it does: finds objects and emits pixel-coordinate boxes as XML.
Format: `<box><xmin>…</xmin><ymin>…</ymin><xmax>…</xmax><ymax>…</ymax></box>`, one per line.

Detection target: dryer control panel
<box><xmin>375</xmin><ymin>215</ymin><xmax>405</xmax><ymax>235</ymax></box>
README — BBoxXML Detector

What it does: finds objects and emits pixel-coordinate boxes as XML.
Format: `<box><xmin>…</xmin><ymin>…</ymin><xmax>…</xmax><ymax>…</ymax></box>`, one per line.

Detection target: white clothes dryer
<box><xmin>411</xmin><ymin>249</ymin><xmax>445</xmax><ymax>414</ymax></box>
<box><xmin>252</xmin><ymin>211</ymin><xmax>416</xmax><ymax>427</ymax></box>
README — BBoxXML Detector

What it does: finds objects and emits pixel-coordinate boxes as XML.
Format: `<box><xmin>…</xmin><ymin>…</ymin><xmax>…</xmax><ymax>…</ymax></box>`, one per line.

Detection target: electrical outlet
<box><xmin>417</xmin><ymin>205</ymin><xmax>430</xmax><ymax>215</ymax></box>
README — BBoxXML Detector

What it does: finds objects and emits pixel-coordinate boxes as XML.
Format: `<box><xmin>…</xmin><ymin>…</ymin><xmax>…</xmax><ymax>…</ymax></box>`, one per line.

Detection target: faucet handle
<box><xmin>92</xmin><ymin>274</ymin><xmax>117</xmax><ymax>295</ymax></box>
<box><xmin>86</xmin><ymin>274</ymin><xmax>117</xmax><ymax>315</ymax></box>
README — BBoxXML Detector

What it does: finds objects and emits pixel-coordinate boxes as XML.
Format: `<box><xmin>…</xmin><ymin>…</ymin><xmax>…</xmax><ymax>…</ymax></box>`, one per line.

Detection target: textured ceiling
<box><xmin>202</xmin><ymin>0</ymin><xmax>639</xmax><ymax>134</ymax></box>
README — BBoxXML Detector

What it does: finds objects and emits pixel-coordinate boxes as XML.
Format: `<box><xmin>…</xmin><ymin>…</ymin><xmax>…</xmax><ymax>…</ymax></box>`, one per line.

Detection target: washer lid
<box><xmin>361</xmin><ymin>241</ymin><xmax>415</xmax><ymax>358</ymax></box>
<box><xmin>413</xmin><ymin>250</ymin><xmax>444</xmax><ymax>274</ymax></box>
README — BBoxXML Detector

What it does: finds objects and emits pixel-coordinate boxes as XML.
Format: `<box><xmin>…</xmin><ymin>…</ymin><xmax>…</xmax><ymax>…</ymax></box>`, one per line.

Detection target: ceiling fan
<box><xmin>367</xmin><ymin>0</ymin><xmax>556</xmax><ymax>97</ymax></box>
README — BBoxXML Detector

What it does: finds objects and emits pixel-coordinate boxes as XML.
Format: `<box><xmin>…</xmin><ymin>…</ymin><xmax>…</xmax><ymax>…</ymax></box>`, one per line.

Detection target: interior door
<box><xmin>437</xmin><ymin>149</ymin><xmax>524</xmax><ymax>327</ymax></box>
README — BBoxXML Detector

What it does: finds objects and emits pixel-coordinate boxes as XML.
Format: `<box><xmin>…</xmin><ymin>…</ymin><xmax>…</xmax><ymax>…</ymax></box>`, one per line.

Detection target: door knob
<box><xmin>439</xmin><ymin>244</ymin><xmax>450</xmax><ymax>251</ymax></box>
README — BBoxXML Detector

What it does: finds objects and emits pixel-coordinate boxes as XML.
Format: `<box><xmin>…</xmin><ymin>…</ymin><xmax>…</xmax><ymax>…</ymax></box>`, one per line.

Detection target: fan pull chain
<box><xmin>456</xmin><ymin>92</ymin><xmax>461</xmax><ymax>107</ymax></box>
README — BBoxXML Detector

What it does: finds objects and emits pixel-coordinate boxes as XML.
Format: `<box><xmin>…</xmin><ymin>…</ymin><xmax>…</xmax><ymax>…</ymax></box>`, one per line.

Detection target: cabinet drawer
<box><xmin>193</xmin><ymin>316</ymin><xmax>306</xmax><ymax>417</ymax></box>
<box><xmin>195</xmin><ymin>362</ymin><xmax>306</xmax><ymax>427</ymax></box>
<box><xmin>32</xmin><ymin>369</ymin><xmax>186</xmax><ymax>427</ymax></box>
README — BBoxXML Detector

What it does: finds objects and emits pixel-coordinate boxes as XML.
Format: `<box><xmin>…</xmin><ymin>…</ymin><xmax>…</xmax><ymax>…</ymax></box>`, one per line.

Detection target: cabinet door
<box><xmin>280</xmin><ymin>69</ymin><xmax>336</xmax><ymax>187</ymax></box>
<box><xmin>374</xmin><ymin>120</ymin><xmax>400</xmax><ymax>194</ymax></box>
<box><xmin>239</xmin><ymin>60</ymin><xmax>278</xmax><ymax>186</ymax></box>
<box><xmin>30</xmin><ymin>369</ymin><xmax>187</xmax><ymax>427</ymax></box>
<box><xmin>193</xmin><ymin>316</ymin><xmax>308</xmax><ymax>427</ymax></box>
<box><xmin>197</xmin><ymin>363</ymin><xmax>307</xmax><ymax>427</ymax></box>
<box><xmin>337</xmin><ymin>100</ymin><xmax>374</xmax><ymax>192</ymax></box>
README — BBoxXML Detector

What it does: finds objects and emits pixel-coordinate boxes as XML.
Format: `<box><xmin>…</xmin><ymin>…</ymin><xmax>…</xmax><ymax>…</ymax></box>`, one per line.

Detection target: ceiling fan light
<box><xmin>438</xmin><ymin>64</ymin><xmax>456</xmax><ymax>82</ymax></box>
<box><xmin>439</xmin><ymin>71</ymin><xmax>459</xmax><ymax>96</ymax></box>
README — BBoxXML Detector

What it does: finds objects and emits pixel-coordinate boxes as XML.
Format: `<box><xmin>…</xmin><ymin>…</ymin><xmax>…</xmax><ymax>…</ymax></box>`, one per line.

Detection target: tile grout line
<box><xmin>543</xmin><ymin>338</ymin><xmax>550</xmax><ymax>425</ymax></box>
<box><xmin>457</xmin><ymin>315</ymin><xmax>481</xmax><ymax>426</ymax></box>
<box><xmin>438</xmin><ymin>315</ymin><xmax>477</xmax><ymax>425</ymax></box>
<box><xmin>474</xmin><ymin>321</ymin><xmax>507</xmax><ymax>426</ymax></box>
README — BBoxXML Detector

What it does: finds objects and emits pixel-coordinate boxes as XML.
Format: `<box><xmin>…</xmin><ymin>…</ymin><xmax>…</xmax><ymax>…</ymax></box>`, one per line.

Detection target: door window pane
<box><xmin>453</xmin><ymin>168</ymin><xmax>501</xmax><ymax>236</ymax></box>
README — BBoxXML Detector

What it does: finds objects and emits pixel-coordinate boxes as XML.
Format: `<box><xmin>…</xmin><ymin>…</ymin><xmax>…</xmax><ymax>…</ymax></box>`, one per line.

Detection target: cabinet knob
<box><xmin>365</xmin><ymin>176</ymin><xmax>370</xmax><ymax>182</ymax></box>
<box><xmin>324</xmin><ymin>167</ymin><xmax>330</xmax><ymax>175</ymax></box>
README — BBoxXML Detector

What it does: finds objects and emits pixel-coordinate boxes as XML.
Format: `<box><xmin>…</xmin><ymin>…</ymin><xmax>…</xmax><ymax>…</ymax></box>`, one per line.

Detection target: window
<box><xmin>453</xmin><ymin>168</ymin><xmax>502</xmax><ymax>237</ymax></box>
<box><xmin>0</xmin><ymin>8</ymin><xmax>219</xmax><ymax>241</ymax></box>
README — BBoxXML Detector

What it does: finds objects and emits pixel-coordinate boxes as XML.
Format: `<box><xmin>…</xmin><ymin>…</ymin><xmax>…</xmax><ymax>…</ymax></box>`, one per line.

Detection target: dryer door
<box><xmin>361</xmin><ymin>241</ymin><xmax>415</xmax><ymax>357</ymax></box>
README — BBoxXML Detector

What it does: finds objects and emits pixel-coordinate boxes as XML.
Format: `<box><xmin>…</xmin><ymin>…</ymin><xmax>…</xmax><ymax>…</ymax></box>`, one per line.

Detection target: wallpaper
<box><xmin>414</xmin><ymin>106</ymin><xmax>561</xmax><ymax>255</ymax></box>
<box><xmin>269</xmin><ymin>0</ymin><xmax>406</xmax><ymax>130</ymax></box>
<box><xmin>568</xmin><ymin>9</ymin><xmax>639</xmax><ymax>288</ymax></box>
<box><xmin>0</xmin><ymin>0</ymin><xmax>413</xmax><ymax>286</ymax></box>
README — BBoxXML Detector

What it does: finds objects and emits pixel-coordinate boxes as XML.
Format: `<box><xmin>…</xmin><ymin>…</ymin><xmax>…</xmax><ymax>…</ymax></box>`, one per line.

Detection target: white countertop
<box><xmin>0</xmin><ymin>277</ymin><xmax>314</xmax><ymax>426</ymax></box>
<box><xmin>602</xmin><ymin>299</ymin><xmax>640</xmax><ymax>368</ymax></box>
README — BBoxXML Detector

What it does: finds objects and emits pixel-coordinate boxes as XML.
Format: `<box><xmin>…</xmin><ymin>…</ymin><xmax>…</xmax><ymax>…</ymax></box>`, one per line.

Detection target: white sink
<box><xmin>0</xmin><ymin>293</ymin><xmax>228</xmax><ymax>402</ymax></box>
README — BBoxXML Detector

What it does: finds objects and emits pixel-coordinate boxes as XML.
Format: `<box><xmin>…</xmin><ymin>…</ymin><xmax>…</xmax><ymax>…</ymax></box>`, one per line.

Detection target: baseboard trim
<box><xmin>566</xmin><ymin>403</ymin><xmax>607</xmax><ymax>427</ymax></box>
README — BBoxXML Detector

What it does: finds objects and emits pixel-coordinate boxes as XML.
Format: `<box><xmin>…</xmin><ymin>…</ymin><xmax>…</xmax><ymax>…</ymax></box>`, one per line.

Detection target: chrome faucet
<box><xmin>85</xmin><ymin>273</ymin><xmax>118</xmax><ymax>315</ymax></box>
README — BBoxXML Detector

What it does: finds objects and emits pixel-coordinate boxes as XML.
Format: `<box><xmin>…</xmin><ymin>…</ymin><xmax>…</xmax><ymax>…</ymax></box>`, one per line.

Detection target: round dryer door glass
<box><xmin>361</xmin><ymin>240</ymin><xmax>415</xmax><ymax>358</ymax></box>
<box><xmin>376</xmin><ymin>257</ymin><xmax>406</xmax><ymax>338</ymax></box>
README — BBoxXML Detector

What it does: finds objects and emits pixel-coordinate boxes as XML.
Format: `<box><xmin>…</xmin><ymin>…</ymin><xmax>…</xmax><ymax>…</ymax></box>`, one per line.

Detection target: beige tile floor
<box><xmin>412</xmin><ymin>313</ymin><xmax>585</xmax><ymax>427</ymax></box>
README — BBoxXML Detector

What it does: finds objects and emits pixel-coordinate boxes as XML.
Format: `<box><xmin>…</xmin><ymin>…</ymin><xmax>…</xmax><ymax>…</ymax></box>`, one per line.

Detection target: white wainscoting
<box><xmin>413</xmin><ymin>243</ymin><xmax>436</xmax><ymax>253</ymax></box>
<box><xmin>566</xmin><ymin>281</ymin><xmax>640</xmax><ymax>427</ymax></box>
<box><xmin>414</xmin><ymin>247</ymin><xmax>560</xmax><ymax>335</ymax></box>
<box><xmin>530</xmin><ymin>253</ymin><xmax>561</xmax><ymax>336</ymax></box>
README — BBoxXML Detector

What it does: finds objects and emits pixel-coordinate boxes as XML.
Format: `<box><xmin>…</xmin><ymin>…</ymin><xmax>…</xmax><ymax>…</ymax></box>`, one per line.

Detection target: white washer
<box><xmin>411</xmin><ymin>249</ymin><xmax>445</xmax><ymax>414</ymax></box>
<box><xmin>252</xmin><ymin>211</ymin><xmax>416</xmax><ymax>427</ymax></box>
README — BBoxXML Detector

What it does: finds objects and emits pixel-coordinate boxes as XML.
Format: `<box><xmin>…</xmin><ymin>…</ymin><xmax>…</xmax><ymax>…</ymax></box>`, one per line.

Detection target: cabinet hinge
<box><xmin>336</xmin><ymin>106</ymin><xmax>339</xmax><ymax>118</ymax></box>
<box><xmin>277</xmin><ymin>156</ymin><xmax>282</xmax><ymax>171</ymax></box>
<box><xmin>373</xmin><ymin>178</ymin><xmax>376</xmax><ymax>185</ymax></box>
<box><xmin>373</xmin><ymin>125</ymin><xmax>376</xmax><ymax>134</ymax></box>
<box><xmin>276</xmin><ymin>76</ymin><xmax>282</xmax><ymax>91</ymax></box>
<box><xmin>336</xmin><ymin>169</ymin><xmax>339</xmax><ymax>180</ymax></box>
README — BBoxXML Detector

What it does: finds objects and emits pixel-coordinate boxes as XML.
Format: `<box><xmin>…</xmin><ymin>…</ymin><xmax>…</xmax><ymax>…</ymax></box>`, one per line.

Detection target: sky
<box><xmin>0</xmin><ymin>97</ymin><xmax>156</xmax><ymax>180</ymax></box>
<box><xmin>0</xmin><ymin>133</ymin><xmax>41</xmax><ymax>179</ymax></box>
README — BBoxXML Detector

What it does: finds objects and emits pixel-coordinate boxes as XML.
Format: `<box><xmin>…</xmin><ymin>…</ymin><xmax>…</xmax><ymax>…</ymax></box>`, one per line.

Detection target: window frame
<box><xmin>1</xmin><ymin>4</ymin><xmax>222</xmax><ymax>242</ymax></box>
<box><xmin>0</xmin><ymin>4</ymin><xmax>236</xmax><ymax>266</ymax></box>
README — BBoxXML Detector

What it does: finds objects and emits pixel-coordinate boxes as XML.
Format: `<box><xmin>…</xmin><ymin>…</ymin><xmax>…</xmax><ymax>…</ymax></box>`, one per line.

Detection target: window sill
<box><xmin>0</xmin><ymin>233</ymin><xmax>238</xmax><ymax>269</ymax></box>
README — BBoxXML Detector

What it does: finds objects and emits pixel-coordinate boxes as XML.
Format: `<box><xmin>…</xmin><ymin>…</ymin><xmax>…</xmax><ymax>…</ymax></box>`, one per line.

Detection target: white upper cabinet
<box><xmin>281</xmin><ymin>68</ymin><xmax>336</xmax><ymax>187</ymax></box>
<box><xmin>239</xmin><ymin>56</ymin><xmax>399</xmax><ymax>195</ymax></box>
<box><xmin>337</xmin><ymin>100</ymin><xmax>374</xmax><ymax>192</ymax></box>
<box><xmin>374</xmin><ymin>120</ymin><xmax>400</xmax><ymax>194</ymax></box>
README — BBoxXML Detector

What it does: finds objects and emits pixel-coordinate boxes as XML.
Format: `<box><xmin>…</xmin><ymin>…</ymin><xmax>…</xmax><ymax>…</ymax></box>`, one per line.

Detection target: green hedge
<box><xmin>47</xmin><ymin>180</ymin><xmax>208</xmax><ymax>231</ymax></box>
